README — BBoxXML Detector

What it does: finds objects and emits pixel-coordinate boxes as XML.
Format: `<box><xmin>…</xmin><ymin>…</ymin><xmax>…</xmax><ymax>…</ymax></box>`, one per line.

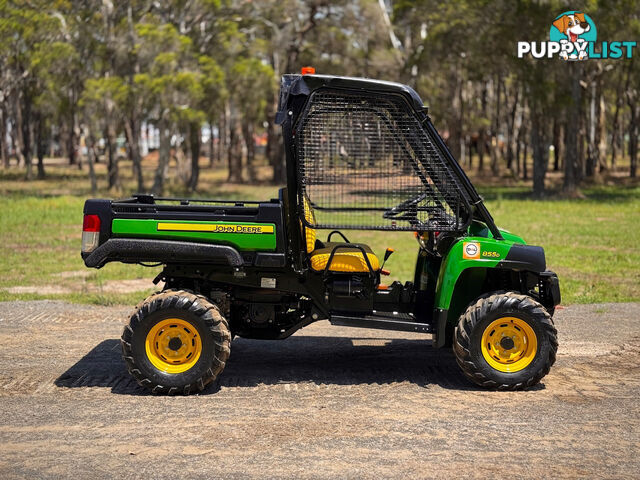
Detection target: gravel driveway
<box><xmin>0</xmin><ymin>301</ymin><xmax>638</xmax><ymax>479</ymax></box>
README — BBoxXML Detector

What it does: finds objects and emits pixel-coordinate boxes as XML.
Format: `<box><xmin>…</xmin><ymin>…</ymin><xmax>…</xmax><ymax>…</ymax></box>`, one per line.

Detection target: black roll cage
<box><xmin>276</xmin><ymin>74</ymin><xmax>503</xmax><ymax>273</ymax></box>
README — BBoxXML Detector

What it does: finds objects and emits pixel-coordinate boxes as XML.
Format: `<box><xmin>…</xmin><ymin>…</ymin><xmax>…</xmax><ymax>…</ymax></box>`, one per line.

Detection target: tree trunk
<box><xmin>217</xmin><ymin>111</ymin><xmax>226</xmax><ymax>165</ymax></box>
<box><xmin>448</xmin><ymin>68</ymin><xmax>463</xmax><ymax>162</ymax></box>
<box><xmin>564</xmin><ymin>65</ymin><xmax>582</xmax><ymax>194</ymax></box>
<box><xmin>519</xmin><ymin>97</ymin><xmax>528</xmax><ymax>180</ymax></box>
<box><xmin>610</xmin><ymin>92</ymin><xmax>622</xmax><ymax>169</ymax></box>
<box><xmin>513</xmin><ymin>93</ymin><xmax>524</xmax><ymax>178</ymax></box>
<box><xmin>123</xmin><ymin>116</ymin><xmax>145</xmax><ymax>192</ymax></box>
<box><xmin>552</xmin><ymin>118</ymin><xmax>564</xmax><ymax>172</ymax></box>
<box><xmin>577</xmin><ymin>102</ymin><xmax>586</xmax><ymax>184</ymax></box>
<box><xmin>145</xmin><ymin>123</ymin><xmax>152</xmax><ymax>158</ymax></box>
<box><xmin>477</xmin><ymin>129</ymin><xmax>485</xmax><ymax>172</ymax></box>
<box><xmin>515</xmin><ymin>132</ymin><xmax>521</xmax><ymax>178</ymax></box>
<box><xmin>506</xmin><ymin>86</ymin><xmax>519</xmax><ymax>174</ymax></box>
<box><xmin>208</xmin><ymin>121</ymin><xmax>215</xmax><ymax>167</ymax></box>
<box><xmin>49</xmin><ymin>124</ymin><xmax>56</xmax><ymax>158</ymax></box>
<box><xmin>490</xmin><ymin>75</ymin><xmax>501</xmax><ymax>176</ymax></box>
<box><xmin>531</xmin><ymin>106</ymin><xmax>548</xmax><ymax>198</ymax></box>
<box><xmin>35</xmin><ymin>111</ymin><xmax>46</xmax><ymax>179</ymax></box>
<box><xmin>188</xmin><ymin>121</ymin><xmax>201</xmax><ymax>192</ymax></box>
<box><xmin>266</xmin><ymin>93</ymin><xmax>285</xmax><ymax>184</ymax></box>
<box><xmin>458</xmin><ymin>78</ymin><xmax>466</xmax><ymax>167</ymax></box>
<box><xmin>152</xmin><ymin>118</ymin><xmax>171</xmax><ymax>195</ymax></box>
<box><xmin>628</xmin><ymin>94</ymin><xmax>638</xmax><ymax>178</ymax></box>
<box><xmin>595</xmin><ymin>78</ymin><xmax>607</xmax><ymax>174</ymax></box>
<box><xmin>125</xmin><ymin>3</ymin><xmax>144</xmax><ymax>191</ymax></box>
<box><xmin>227</xmin><ymin>113</ymin><xmax>243</xmax><ymax>183</ymax></box>
<box><xmin>612</xmin><ymin>63</ymin><xmax>632</xmax><ymax>169</ymax></box>
<box><xmin>611</xmin><ymin>86</ymin><xmax>624</xmax><ymax>170</ymax></box>
<box><xmin>478</xmin><ymin>82</ymin><xmax>488</xmax><ymax>172</ymax></box>
<box><xmin>243</xmin><ymin>121</ymin><xmax>256</xmax><ymax>182</ymax></box>
<box><xmin>586</xmin><ymin>80</ymin><xmax>600</xmax><ymax>179</ymax></box>
<box><xmin>104</xmin><ymin>128</ymin><xmax>114</xmax><ymax>183</ymax></box>
<box><xmin>9</xmin><ymin>119</ymin><xmax>18</xmax><ymax>166</ymax></box>
<box><xmin>104</xmin><ymin>124</ymin><xmax>120</xmax><ymax>190</ymax></box>
<box><xmin>68</xmin><ymin>108</ymin><xmax>77</xmax><ymax>166</ymax></box>
<box><xmin>76</xmin><ymin>127</ymin><xmax>83</xmax><ymax>171</ymax></box>
<box><xmin>0</xmin><ymin>104</ymin><xmax>8</xmax><ymax>168</ymax></box>
<box><xmin>58</xmin><ymin>121</ymin><xmax>68</xmax><ymax>161</ymax></box>
<box><xmin>178</xmin><ymin>134</ymin><xmax>189</xmax><ymax>185</ymax></box>
<box><xmin>522</xmin><ymin>139</ymin><xmax>528</xmax><ymax>180</ymax></box>
<box><xmin>16</xmin><ymin>90</ymin><xmax>32</xmax><ymax>180</ymax></box>
<box><xmin>85</xmin><ymin>130</ymin><xmax>98</xmax><ymax>194</ymax></box>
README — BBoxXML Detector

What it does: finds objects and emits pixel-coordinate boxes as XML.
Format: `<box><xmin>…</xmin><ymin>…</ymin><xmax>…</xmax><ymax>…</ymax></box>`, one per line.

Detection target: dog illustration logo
<box><xmin>550</xmin><ymin>11</ymin><xmax>597</xmax><ymax>60</ymax></box>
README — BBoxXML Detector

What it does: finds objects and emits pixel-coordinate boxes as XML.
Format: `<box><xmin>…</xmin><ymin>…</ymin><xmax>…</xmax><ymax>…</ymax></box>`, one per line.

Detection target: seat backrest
<box><xmin>301</xmin><ymin>195</ymin><xmax>317</xmax><ymax>254</ymax></box>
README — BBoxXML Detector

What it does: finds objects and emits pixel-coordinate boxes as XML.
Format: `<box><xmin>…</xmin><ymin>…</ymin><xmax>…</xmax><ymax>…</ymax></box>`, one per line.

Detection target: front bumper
<box><xmin>538</xmin><ymin>270</ymin><xmax>561</xmax><ymax>312</ymax></box>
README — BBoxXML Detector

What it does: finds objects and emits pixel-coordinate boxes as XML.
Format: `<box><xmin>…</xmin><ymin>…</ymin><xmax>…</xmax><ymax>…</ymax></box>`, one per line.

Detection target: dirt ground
<box><xmin>0</xmin><ymin>301</ymin><xmax>638</xmax><ymax>479</ymax></box>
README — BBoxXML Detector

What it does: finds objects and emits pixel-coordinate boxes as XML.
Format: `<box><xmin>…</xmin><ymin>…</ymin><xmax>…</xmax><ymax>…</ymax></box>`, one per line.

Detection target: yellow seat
<box><xmin>301</xmin><ymin>196</ymin><xmax>380</xmax><ymax>273</ymax></box>
<box><xmin>310</xmin><ymin>244</ymin><xmax>380</xmax><ymax>272</ymax></box>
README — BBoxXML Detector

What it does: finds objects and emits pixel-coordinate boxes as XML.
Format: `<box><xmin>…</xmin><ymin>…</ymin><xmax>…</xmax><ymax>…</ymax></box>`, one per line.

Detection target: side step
<box><xmin>330</xmin><ymin>312</ymin><xmax>432</xmax><ymax>333</ymax></box>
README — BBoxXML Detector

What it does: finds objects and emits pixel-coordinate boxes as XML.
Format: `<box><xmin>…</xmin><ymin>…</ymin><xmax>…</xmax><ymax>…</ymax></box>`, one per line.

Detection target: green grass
<box><xmin>481</xmin><ymin>185</ymin><xmax>640</xmax><ymax>304</ymax></box>
<box><xmin>0</xmin><ymin>162</ymin><xmax>638</xmax><ymax>306</ymax></box>
<box><xmin>355</xmin><ymin>185</ymin><xmax>640</xmax><ymax>304</ymax></box>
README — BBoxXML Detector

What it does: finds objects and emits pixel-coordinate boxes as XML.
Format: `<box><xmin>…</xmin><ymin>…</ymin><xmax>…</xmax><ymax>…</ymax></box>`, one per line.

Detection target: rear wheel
<box><xmin>453</xmin><ymin>292</ymin><xmax>557</xmax><ymax>390</ymax></box>
<box><xmin>121</xmin><ymin>289</ymin><xmax>231</xmax><ymax>394</ymax></box>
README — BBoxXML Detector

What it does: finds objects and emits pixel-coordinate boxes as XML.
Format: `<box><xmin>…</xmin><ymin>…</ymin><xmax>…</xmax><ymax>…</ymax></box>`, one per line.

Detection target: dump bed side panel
<box><xmin>82</xmin><ymin>197</ymin><xmax>287</xmax><ymax>268</ymax></box>
<box><xmin>111</xmin><ymin>219</ymin><xmax>277</xmax><ymax>251</ymax></box>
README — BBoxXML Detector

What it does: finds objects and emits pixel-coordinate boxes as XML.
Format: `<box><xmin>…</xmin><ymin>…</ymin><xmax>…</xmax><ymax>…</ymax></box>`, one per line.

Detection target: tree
<box><xmin>2</xmin><ymin>0</ymin><xmax>639</xmax><ymax>195</ymax></box>
<box><xmin>80</xmin><ymin>76</ymin><xmax>128</xmax><ymax>190</ymax></box>
<box><xmin>32</xmin><ymin>39</ymin><xmax>84</xmax><ymax>179</ymax></box>
<box><xmin>564</xmin><ymin>64</ymin><xmax>583</xmax><ymax>196</ymax></box>
<box><xmin>229</xmin><ymin>58</ymin><xmax>274</xmax><ymax>182</ymax></box>
<box><xmin>186</xmin><ymin>55</ymin><xmax>225</xmax><ymax>191</ymax></box>
<box><xmin>0</xmin><ymin>0</ymin><xmax>65</xmax><ymax>179</ymax></box>
<box><xmin>134</xmin><ymin>21</ymin><xmax>204</xmax><ymax>195</ymax></box>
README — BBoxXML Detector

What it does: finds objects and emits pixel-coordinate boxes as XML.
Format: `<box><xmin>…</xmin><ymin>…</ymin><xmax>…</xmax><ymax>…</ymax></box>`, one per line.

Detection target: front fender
<box><xmin>435</xmin><ymin>237</ymin><xmax>515</xmax><ymax>310</ymax></box>
<box><xmin>433</xmin><ymin>237</ymin><xmax>546</xmax><ymax>347</ymax></box>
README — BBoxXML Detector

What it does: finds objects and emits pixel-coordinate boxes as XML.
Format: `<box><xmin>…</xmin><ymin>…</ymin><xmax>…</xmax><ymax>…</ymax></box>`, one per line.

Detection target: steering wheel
<box><xmin>382</xmin><ymin>193</ymin><xmax>430</xmax><ymax>223</ymax></box>
<box><xmin>383</xmin><ymin>193</ymin><xmax>459</xmax><ymax>230</ymax></box>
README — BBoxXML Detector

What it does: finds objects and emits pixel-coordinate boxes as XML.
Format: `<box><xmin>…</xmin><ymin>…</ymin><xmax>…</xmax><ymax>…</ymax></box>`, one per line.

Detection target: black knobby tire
<box><xmin>121</xmin><ymin>289</ymin><xmax>231</xmax><ymax>395</ymax></box>
<box><xmin>453</xmin><ymin>291</ymin><xmax>558</xmax><ymax>391</ymax></box>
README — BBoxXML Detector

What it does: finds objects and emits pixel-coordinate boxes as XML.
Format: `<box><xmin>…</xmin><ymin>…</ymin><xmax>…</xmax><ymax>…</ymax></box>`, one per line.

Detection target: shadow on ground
<box><xmin>55</xmin><ymin>335</ymin><xmax>477</xmax><ymax>395</ymax></box>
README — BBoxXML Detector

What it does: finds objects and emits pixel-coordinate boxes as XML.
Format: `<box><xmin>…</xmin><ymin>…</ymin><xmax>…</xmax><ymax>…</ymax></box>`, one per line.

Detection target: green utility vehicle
<box><xmin>82</xmin><ymin>72</ymin><xmax>560</xmax><ymax>394</ymax></box>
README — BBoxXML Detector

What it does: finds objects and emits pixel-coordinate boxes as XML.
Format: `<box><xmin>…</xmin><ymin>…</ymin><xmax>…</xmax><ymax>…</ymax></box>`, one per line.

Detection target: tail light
<box><xmin>82</xmin><ymin>214</ymin><xmax>101</xmax><ymax>253</ymax></box>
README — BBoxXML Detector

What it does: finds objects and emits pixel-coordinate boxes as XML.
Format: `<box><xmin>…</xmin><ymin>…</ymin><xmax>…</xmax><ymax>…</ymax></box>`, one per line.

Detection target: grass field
<box><xmin>0</xmin><ymin>159</ymin><xmax>638</xmax><ymax>306</ymax></box>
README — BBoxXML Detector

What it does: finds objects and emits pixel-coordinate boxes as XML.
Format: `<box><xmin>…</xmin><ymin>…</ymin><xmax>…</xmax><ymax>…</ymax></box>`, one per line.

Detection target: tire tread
<box><xmin>453</xmin><ymin>291</ymin><xmax>558</xmax><ymax>391</ymax></box>
<box><xmin>120</xmin><ymin>289</ymin><xmax>231</xmax><ymax>395</ymax></box>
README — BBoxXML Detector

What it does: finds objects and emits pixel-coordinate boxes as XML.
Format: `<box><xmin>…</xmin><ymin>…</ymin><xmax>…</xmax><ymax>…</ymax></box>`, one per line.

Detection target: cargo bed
<box><xmin>82</xmin><ymin>193</ymin><xmax>287</xmax><ymax>269</ymax></box>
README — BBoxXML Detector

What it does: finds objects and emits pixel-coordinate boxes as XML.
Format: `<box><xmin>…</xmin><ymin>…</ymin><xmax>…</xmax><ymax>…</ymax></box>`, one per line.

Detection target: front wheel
<box><xmin>121</xmin><ymin>289</ymin><xmax>231</xmax><ymax>395</ymax></box>
<box><xmin>453</xmin><ymin>292</ymin><xmax>558</xmax><ymax>390</ymax></box>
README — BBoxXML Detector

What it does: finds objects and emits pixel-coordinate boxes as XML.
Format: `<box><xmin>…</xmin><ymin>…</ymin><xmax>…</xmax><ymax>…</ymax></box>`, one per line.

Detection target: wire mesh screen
<box><xmin>296</xmin><ymin>89</ymin><xmax>471</xmax><ymax>231</ymax></box>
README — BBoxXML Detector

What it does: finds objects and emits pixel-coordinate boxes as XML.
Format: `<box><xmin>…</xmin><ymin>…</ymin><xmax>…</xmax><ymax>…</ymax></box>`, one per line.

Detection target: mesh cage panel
<box><xmin>296</xmin><ymin>89</ymin><xmax>471</xmax><ymax>231</ymax></box>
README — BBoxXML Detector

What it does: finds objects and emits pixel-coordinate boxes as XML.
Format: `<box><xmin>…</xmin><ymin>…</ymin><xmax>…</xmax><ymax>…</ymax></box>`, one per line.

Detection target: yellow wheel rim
<box><xmin>145</xmin><ymin>318</ymin><xmax>202</xmax><ymax>374</ymax></box>
<box><xmin>480</xmin><ymin>317</ymin><xmax>538</xmax><ymax>373</ymax></box>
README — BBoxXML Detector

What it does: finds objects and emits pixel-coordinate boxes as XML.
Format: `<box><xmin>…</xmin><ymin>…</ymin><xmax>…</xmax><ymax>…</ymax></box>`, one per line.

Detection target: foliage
<box><xmin>0</xmin><ymin>0</ymin><xmax>639</xmax><ymax>192</ymax></box>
